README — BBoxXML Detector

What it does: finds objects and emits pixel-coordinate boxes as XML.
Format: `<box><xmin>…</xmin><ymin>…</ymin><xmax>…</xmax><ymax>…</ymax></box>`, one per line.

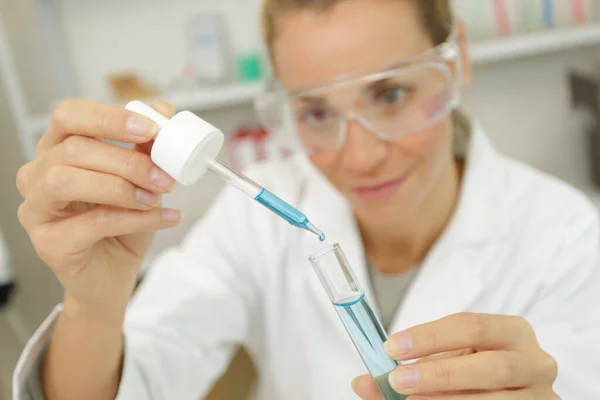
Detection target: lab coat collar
<box><xmin>444</xmin><ymin>109</ymin><xmax>511</xmax><ymax>244</ymax></box>
<box><xmin>294</xmin><ymin>109</ymin><xmax>510</xmax><ymax>333</ymax></box>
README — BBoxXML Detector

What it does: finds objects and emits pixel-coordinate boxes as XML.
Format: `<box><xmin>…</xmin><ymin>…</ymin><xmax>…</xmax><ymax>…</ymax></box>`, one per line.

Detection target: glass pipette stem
<box><xmin>206</xmin><ymin>159</ymin><xmax>325</xmax><ymax>241</ymax></box>
<box><xmin>206</xmin><ymin>158</ymin><xmax>263</xmax><ymax>198</ymax></box>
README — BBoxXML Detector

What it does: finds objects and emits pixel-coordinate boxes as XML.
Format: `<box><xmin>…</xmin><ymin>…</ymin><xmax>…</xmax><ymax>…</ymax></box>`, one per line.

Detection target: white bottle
<box><xmin>186</xmin><ymin>14</ymin><xmax>230</xmax><ymax>84</ymax></box>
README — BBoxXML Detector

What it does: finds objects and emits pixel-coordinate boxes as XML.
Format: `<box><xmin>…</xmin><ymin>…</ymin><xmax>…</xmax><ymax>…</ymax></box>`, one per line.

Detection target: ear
<box><xmin>457</xmin><ymin>21</ymin><xmax>472</xmax><ymax>89</ymax></box>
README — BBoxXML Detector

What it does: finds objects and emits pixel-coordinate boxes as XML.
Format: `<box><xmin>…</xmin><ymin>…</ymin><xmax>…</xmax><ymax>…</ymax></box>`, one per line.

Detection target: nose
<box><xmin>340</xmin><ymin>118</ymin><xmax>387</xmax><ymax>173</ymax></box>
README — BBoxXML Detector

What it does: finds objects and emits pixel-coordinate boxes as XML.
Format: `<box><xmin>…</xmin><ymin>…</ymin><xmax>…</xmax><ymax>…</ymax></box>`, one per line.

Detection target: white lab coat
<box><xmin>13</xmin><ymin>115</ymin><xmax>600</xmax><ymax>400</ymax></box>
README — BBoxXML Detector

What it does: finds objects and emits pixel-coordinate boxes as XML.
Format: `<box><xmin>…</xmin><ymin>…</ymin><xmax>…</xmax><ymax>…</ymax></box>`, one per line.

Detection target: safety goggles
<box><xmin>254</xmin><ymin>26</ymin><xmax>462</xmax><ymax>154</ymax></box>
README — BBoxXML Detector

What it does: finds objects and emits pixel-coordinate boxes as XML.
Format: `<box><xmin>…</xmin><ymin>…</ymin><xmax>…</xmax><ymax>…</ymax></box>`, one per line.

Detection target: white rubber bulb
<box><xmin>126</xmin><ymin>101</ymin><xmax>225</xmax><ymax>186</ymax></box>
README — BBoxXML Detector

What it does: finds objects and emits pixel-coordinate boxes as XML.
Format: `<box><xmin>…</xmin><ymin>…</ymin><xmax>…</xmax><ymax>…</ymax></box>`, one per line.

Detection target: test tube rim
<box><xmin>308</xmin><ymin>243</ymin><xmax>341</xmax><ymax>263</ymax></box>
<box><xmin>308</xmin><ymin>242</ymin><xmax>364</xmax><ymax>304</ymax></box>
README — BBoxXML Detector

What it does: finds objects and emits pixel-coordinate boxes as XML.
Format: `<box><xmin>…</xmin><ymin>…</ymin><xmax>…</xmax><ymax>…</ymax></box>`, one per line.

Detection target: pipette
<box><xmin>125</xmin><ymin>101</ymin><xmax>325</xmax><ymax>241</ymax></box>
<box><xmin>207</xmin><ymin>159</ymin><xmax>325</xmax><ymax>240</ymax></box>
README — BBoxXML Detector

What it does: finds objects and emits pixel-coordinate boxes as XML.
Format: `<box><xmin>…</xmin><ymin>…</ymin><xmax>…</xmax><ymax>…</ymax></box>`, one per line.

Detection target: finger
<box><xmin>44</xmin><ymin>136</ymin><xmax>175</xmax><ymax>193</ymax></box>
<box><xmin>389</xmin><ymin>351</ymin><xmax>534</xmax><ymax>395</ymax></box>
<box><xmin>385</xmin><ymin>313</ymin><xmax>536</xmax><ymax>361</ymax></box>
<box><xmin>16</xmin><ymin>161</ymin><xmax>36</xmax><ymax>198</ymax></box>
<box><xmin>38</xmin><ymin>99</ymin><xmax>159</xmax><ymax>154</ymax></box>
<box><xmin>407</xmin><ymin>389</ymin><xmax>534</xmax><ymax>399</ymax></box>
<box><xmin>351</xmin><ymin>352</ymin><xmax>474</xmax><ymax>400</ymax></box>
<box><xmin>22</xmin><ymin>166</ymin><xmax>162</xmax><ymax>227</ymax></box>
<box><xmin>58</xmin><ymin>206</ymin><xmax>182</xmax><ymax>253</ymax></box>
<box><xmin>413</xmin><ymin>349</ymin><xmax>476</xmax><ymax>364</ymax></box>
<box><xmin>135</xmin><ymin>100</ymin><xmax>176</xmax><ymax>155</ymax></box>
<box><xmin>32</xmin><ymin>206</ymin><xmax>182</xmax><ymax>271</ymax></box>
<box><xmin>352</xmin><ymin>375</ymin><xmax>383</xmax><ymax>400</ymax></box>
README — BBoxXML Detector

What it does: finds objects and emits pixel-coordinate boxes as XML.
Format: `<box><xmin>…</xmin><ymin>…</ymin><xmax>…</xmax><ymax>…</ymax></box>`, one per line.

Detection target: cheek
<box><xmin>309</xmin><ymin>152</ymin><xmax>342</xmax><ymax>186</ymax></box>
<box><xmin>394</xmin><ymin>120</ymin><xmax>453</xmax><ymax>175</ymax></box>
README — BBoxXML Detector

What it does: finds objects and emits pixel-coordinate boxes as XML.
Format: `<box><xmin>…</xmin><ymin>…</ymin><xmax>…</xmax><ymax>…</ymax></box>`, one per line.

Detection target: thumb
<box><xmin>352</xmin><ymin>375</ymin><xmax>383</xmax><ymax>400</ymax></box>
<box><xmin>135</xmin><ymin>100</ymin><xmax>176</xmax><ymax>155</ymax></box>
<box><xmin>351</xmin><ymin>350</ymin><xmax>475</xmax><ymax>399</ymax></box>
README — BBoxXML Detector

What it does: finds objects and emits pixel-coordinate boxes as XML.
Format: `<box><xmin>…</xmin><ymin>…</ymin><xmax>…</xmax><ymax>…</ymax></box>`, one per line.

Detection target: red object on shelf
<box><xmin>493</xmin><ymin>0</ymin><xmax>511</xmax><ymax>37</ymax></box>
<box><xmin>228</xmin><ymin>125</ymin><xmax>287</xmax><ymax>171</ymax></box>
<box><xmin>572</xmin><ymin>0</ymin><xmax>586</xmax><ymax>24</ymax></box>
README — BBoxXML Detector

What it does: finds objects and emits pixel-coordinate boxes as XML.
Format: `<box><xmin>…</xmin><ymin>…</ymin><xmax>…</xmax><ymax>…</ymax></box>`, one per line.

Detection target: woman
<box><xmin>13</xmin><ymin>0</ymin><xmax>600</xmax><ymax>399</ymax></box>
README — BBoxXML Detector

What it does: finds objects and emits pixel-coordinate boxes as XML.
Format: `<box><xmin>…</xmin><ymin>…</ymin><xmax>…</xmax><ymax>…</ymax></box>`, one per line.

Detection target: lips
<box><xmin>352</xmin><ymin>176</ymin><xmax>406</xmax><ymax>202</ymax></box>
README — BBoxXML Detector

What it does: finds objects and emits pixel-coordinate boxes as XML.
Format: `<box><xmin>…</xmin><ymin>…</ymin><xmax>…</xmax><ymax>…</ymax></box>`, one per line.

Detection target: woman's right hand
<box><xmin>16</xmin><ymin>99</ymin><xmax>183</xmax><ymax>310</ymax></box>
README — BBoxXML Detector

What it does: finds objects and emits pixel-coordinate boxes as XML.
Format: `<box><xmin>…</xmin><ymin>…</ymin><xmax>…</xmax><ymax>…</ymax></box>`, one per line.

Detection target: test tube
<box><xmin>309</xmin><ymin>244</ymin><xmax>406</xmax><ymax>400</ymax></box>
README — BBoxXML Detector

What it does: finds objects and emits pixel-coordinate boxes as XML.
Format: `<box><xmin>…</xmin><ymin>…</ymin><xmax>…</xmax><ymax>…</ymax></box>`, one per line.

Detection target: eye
<box><xmin>373</xmin><ymin>86</ymin><xmax>407</xmax><ymax>105</ymax></box>
<box><xmin>300</xmin><ymin>107</ymin><xmax>336</xmax><ymax>126</ymax></box>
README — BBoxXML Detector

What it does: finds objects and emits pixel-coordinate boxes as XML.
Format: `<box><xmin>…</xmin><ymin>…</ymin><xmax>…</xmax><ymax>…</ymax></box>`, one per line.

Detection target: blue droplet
<box><xmin>319</xmin><ymin>233</ymin><xmax>326</xmax><ymax>241</ymax></box>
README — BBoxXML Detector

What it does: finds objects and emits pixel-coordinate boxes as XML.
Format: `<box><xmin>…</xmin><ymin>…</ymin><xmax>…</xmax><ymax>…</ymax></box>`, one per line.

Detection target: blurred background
<box><xmin>1</xmin><ymin>0</ymin><xmax>600</xmax><ymax>398</ymax></box>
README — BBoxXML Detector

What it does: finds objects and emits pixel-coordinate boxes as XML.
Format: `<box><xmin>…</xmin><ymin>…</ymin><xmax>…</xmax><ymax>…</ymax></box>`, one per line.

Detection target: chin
<box><xmin>353</xmin><ymin>200</ymin><xmax>414</xmax><ymax>227</ymax></box>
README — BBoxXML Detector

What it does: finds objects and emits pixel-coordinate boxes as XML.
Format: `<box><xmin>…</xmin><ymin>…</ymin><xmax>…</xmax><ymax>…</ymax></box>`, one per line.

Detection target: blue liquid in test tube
<box><xmin>310</xmin><ymin>244</ymin><xmax>406</xmax><ymax>400</ymax></box>
<box><xmin>334</xmin><ymin>295</ymin><xmax>406</xmax><ymax>399</ymax></box>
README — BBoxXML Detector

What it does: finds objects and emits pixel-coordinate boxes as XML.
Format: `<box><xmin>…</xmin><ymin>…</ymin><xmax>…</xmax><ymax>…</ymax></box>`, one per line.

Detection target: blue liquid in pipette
<box><xmin>255</xmin><ymin>188</ymin><xmax>326</xmax><ymax>241</ymax></box>
<box><xmin>334</xmin><ymin>295</ymin><xmax>407</xmax><ymax>400</ymax></box>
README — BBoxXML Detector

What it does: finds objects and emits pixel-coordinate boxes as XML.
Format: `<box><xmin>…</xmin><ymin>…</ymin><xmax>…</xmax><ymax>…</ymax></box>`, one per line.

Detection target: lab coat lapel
<box><xmin>388</xmin><ymin>239</ymin><xmax>486</xmax><ymax>334</ymax></box>
<box><xmin>389</xmin><ymin>114</ymin><xmax>511</xmax><ymax>334</ymax></box>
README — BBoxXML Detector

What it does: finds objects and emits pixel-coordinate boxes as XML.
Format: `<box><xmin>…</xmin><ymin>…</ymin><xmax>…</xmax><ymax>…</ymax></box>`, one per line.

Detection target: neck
<box><xmin>359</xmin><ymin>158</ymin><xmax>463</xmax><ymax>273</ymax></box>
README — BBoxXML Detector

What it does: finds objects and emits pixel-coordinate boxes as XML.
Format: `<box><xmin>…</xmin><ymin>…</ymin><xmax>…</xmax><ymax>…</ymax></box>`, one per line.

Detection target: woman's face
<box><xmin>272</xmin><ymin>0</ymin><xmax>457</xmax><ymax>226</ymax></box>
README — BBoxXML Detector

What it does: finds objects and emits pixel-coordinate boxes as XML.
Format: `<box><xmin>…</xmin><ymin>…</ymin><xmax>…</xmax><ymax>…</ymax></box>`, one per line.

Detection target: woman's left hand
<box><xmin>352</xmin><ymin>313</ymin><xmax>559</xmax><ymax>399</ymax></box>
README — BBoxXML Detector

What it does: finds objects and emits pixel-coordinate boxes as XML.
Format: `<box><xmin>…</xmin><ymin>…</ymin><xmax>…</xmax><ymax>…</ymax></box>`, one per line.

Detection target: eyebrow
<box><xmin>295</xmin><ymin>95</ymin><xmax>327</xmax><ymax>104</ymax></box>
<box><xmin>365</xmin><ymin>78</ymin><xmax>396</xmax><ymax>93</ymax></box>
<box><xmin>294</xmin><ymin>77</ymin><xmax>399</xmax><ymax>101</ymax></box>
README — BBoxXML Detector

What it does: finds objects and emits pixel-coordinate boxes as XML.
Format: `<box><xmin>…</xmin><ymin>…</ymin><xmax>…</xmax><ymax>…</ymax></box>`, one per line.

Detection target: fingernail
<box><xmin>136</xmin><ymin>189</ymin><xmax>160</xmax><ymax>207</ymax></box>
<box><xmin>385</xmin><ymin>333</ymin><xmax>413</xmax><ymax>357</ymax></box>
<box><xmin>390</xmin><ymin>367</ymin><xmax>419</xmax><ymax>390</ymax></box>
<box><xmin>350</xmin><ymin>377</ymin><xmax>358</xmax><ymax>392</ymax></box>
<box><xmin>162</xmin><ymin>208</ymin><xmax>182</xmax><ymax>223</ymax></box>
<box><xmin>150</xmin><ymin>167</ymin><xmax>176</xmax><ymax>190</ymax></box>
<box><xmin>126</xmin><ymin>116</ymin><xmax>158</xmax><ymax>138</ymax></box>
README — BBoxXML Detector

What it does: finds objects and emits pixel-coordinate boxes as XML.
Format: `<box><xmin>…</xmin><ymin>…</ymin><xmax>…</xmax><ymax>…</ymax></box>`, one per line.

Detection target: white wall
<box><xmin>2</xmin><ymin>0</ymin><xmax>62</xmax><ymax>112</ymax></box>
<box><xmin>55</xmin><ymin>0</ymin><xmax>265</xmax><ymax>103</ymax></box>
<box><xmin>464</xmin><ymin>46</ymin><xmax>600</xmax><ymax>189</ymax></box>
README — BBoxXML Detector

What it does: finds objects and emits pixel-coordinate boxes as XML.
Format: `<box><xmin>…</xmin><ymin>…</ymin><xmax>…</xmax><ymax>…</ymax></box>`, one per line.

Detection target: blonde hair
<box><xmin>261</xmin><ymin>0</ymin><xmax>454</xmax><ymax>54</ymax></box>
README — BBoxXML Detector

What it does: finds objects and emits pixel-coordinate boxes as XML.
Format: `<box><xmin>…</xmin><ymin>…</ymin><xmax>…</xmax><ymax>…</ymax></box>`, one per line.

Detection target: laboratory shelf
<box><xmin>165</xmin><ymin>81</ymin><xmax>264</xmax><ymax>112</ymax></box>
<box><xmin>470</xmin><ymin>22</ymin><xmax>600</xmax><ymax>65</ymax></box>
<box><xmin>26</xmin><ymin>81</ymin><xmax>265</xmax><ymax>140</ymax></box>
<box><xmin>22</xmin><ymin>23</ymin><xmax>600</xmax><ymax>146</ymax></box>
